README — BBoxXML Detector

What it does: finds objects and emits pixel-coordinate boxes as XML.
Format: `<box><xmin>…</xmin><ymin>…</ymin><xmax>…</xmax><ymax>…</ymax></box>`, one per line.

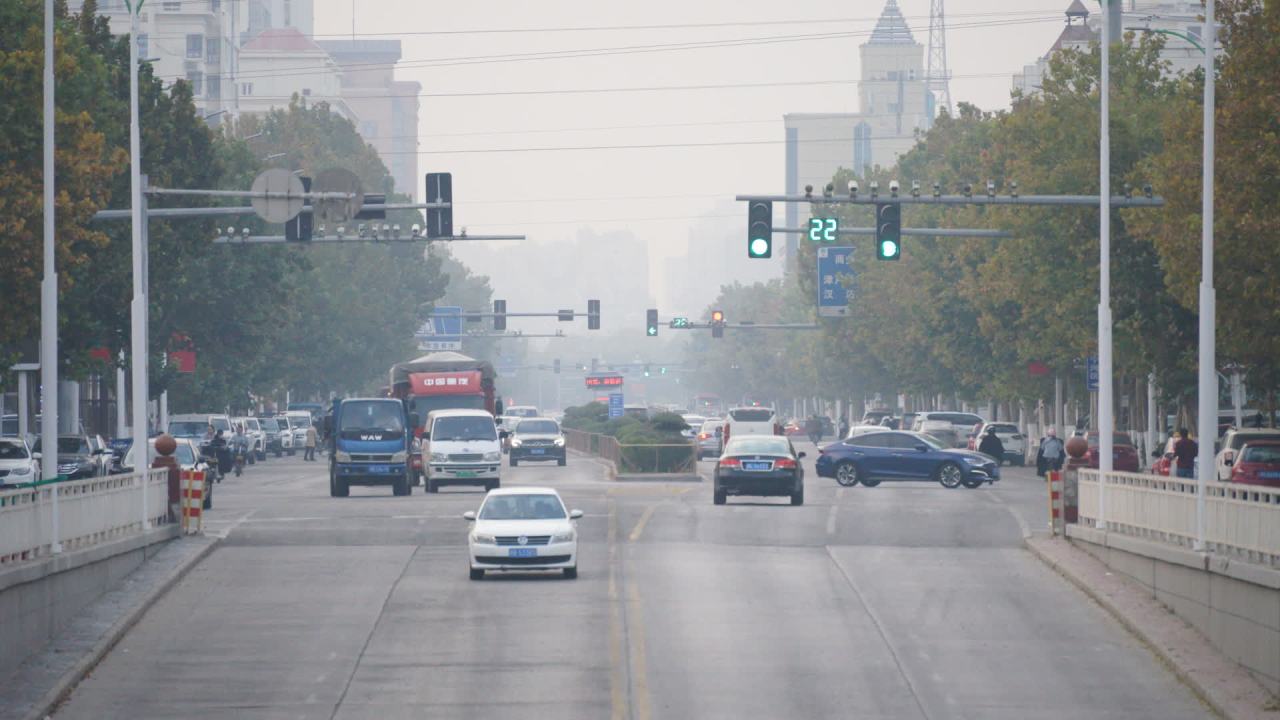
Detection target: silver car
<box><xmin>696</xmin><ymin>419</ymin><xmax>724</xmax><ymax>459</ymax></box>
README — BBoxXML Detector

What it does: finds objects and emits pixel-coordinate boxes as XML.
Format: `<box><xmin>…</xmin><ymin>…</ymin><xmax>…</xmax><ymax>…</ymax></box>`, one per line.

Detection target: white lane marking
<box><xmin>826</xmin><ymin>504</ymin><xmax>838</xmax><ymax>535</ymax></box>
<box><xmin>988</xmin><ymin>493</ymin><xmax>1032</xmax><ymax>538</ymax></box>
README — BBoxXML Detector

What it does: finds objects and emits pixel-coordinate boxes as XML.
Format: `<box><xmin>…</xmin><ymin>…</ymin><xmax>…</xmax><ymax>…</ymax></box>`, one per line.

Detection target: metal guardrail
<box><xmin>0</xmin><ymin>469</ymin><xmax>169</xmax><ymax>565</ymax></box>
<box><xmin>1077</xmin><ymin>469</ymin><xmax>1280</xmax><ymax>567</ymax></box>
<box><xmin>563</xmin><ymin>429</ymin><xmax>696</xmax><ymax>474</ymax></box>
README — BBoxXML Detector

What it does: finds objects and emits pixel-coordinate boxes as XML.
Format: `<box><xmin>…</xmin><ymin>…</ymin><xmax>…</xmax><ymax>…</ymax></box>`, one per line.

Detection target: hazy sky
<box><xmin>312</xmin><ymin>0</ymin><xmax>1073</xmax><ymax>303</ymax></box>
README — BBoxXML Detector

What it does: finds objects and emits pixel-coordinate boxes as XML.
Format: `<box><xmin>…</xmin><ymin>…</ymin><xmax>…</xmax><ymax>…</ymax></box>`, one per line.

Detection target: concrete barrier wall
<box><xmin>1066</xmin><ymin>524</ymin><xmax>1280</xmax><ymax>694</ymax></box>
<box><xmin>0</xmin><ymin>525</ymin><xmax>178</xmax><ymax>679</ymax></box>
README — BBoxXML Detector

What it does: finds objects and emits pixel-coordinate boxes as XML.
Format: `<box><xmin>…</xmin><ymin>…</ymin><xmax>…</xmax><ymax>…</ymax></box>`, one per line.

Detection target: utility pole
<box><xmin>41</xmin><ymin>0</ymin><xmax>61</xmax><ymax>551</ymax></box>
<box><xmin>1195</xmin><ymin>0</ymin><xmax>1217</xmax><ymax>551</ymax></box>
<box><xmin>128</xmin><ymin>1</ymin><xmax>151</xmax><ymax>528</ymax></box>
<box><xmin>1096</xmin><ymin>0</ymin><xmax>1115</xmax><ymax>529</ymax></box>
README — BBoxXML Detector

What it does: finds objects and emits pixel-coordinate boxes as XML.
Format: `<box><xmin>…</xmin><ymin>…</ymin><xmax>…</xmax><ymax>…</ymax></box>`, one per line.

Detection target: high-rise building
<box><xmin>237</xmin><ymin>28</ymin><xmax>357</xmax><ymax>122</ymax></box>
<box><xmin>782</xmin><ymin>0</ymin><xmax>931</xmax><ymax>259</ymax></box>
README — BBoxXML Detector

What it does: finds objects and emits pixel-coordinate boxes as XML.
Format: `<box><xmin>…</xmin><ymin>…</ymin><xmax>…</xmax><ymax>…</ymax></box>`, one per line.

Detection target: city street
<box><xmin>52</xmin><ymin>449</ymin><xmax>1208</xmax><ymax>720</ymax></box>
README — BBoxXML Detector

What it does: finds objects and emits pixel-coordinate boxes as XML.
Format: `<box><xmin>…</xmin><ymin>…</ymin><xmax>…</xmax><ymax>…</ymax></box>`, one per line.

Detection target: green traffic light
<box><xmin>647</xmin><ymin>326</ymin><xmax>657</xmax><ymax>336</ymax></box>
<box><xmin>878</xmin><ymin>238</ymin><xmax>900</xmax><ymax>260</ymax></box>
<box><xmin>749</xmin><ymin>237</ymin><xmax>770</xmax><ymax>258</ymax></box>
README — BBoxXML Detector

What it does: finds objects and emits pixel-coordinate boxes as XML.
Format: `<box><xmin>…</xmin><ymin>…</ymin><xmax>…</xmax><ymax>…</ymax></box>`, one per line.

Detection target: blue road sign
<box><xmin>423</xmin><ymin>306</ymin><xmax>462</xmax><ymax>351</ymax></box>
<box><xmin>816</xmin><ymin>246</ymin><xmax>855</xmax><ymax>317</ymax></box>
<box><xmin>1086</xmin><ymin>356</ymin><xmax>1099</xmax><ymax>391</ymax></box>
<box><xmin>608</xmin><ymin>393</ymin><xmax>624</xmax><ymax>419</ymax></box>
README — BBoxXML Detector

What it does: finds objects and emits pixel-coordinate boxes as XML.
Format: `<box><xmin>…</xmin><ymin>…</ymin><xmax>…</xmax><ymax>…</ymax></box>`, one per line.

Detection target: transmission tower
<box><xmin>926</xmin><ymin>0</ymin><xmax>953</xmax><ymax>118</ymax></box>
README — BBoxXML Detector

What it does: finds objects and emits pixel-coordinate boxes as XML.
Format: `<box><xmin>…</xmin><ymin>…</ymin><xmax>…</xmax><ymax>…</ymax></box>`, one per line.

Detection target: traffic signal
<box><xmin>644</xmin><ymin>364</ymin><xmax>651</xmax><ymax>377</ymax></box>
<box><xmin>875</xmin><ymin>203</ymin><xmax>901</xmax><ymax>260</ymax></box>
<box><xmin>493</xmin><ymin>299</ymin><xmax>507</xmax><ymax>330</ymax></box>
<box><xmin>747</xmin><ymin>200</ymin><xmax>772</xmax><ymax>259</ymax></box>
<box><xmin>660</xmin><ymin>366</ymin><xmax>667</xmax><ymax>375</ymax></box>
<box><xmin>711</xmin><ymin>310</ymin><xmax>725</xmax><ymax>339</ymax></box>
<box><xmin>553</xmin><ymin>358</ymin><xmax>561</xmax><ymax>374</ymax></box>
<box><xmin>646</xmin><ymin>308</ymin><xmax>659</xmax><ymax>337</ymax></box>
<box><xmin>425</xmin><ymin>172</ymin><xmax>452</xmax><ymax>238</ymax></box>
<box><xmin>587</xmin><ymin>299</ymin><xmax>601</xmax><ymax>330</ymax></box>
<box><xmin>285</xmin><ymin>176</ymin><xmax>312</xmax><ymax>241</ymax></box>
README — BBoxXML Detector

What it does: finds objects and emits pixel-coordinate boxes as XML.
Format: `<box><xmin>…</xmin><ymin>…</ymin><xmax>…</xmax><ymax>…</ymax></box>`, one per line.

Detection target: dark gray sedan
<box><xmin>713</xmin><ymin>435</ymin><xmax>805</xmax><ymax>506</ymax></box>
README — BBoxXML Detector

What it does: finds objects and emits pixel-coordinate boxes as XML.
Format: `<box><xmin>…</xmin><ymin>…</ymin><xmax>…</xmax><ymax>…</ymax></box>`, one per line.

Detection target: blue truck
<box><xmin>328</xmin><ymin>397</ymin><xmax>417</xmax><ymax>497</ymax></box>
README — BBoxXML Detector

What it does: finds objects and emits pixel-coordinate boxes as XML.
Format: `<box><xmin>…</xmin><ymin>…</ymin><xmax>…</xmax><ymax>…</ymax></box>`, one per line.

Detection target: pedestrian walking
<box><xmin>1036</xmin><ymin>427</ymin><xmax>1066</xmax><ymax>477</ymax></box>
<box><xmin>1173</xmin><ymin>428</ymin><xmax>1197</xmax><ymax>479</ymax></box>
<box><xmin>304</xmin><ymin>424</ymin><xmax>318</xmax><ymax>461</ymax></box>
<box><xmin>978</xmin><ymin>427</ymin><xmax>1005</xmax><ymax>465</ymax></box>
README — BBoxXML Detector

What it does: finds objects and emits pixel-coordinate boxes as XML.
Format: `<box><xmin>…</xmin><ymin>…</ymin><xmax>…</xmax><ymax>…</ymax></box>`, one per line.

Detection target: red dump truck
<box><xmin>389</xmin><ymin>351</ymin><xmax>500</xmax><ymax>433</ymax></box>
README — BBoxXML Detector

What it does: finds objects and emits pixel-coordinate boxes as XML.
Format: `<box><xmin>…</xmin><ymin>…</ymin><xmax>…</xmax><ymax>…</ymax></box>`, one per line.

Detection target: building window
<box><xmin>207</xmin><ymin>75</ymin><xmax>221</xmax><ymax>99</ymax></box>
<box><xmin>853</xmin><ymin>122</ymin><xmax>872</xmax><ymax>176</ymax></box>
<box><xmin>241</xmin><ymin>82</ymin><xmax>253</xmax><ymax>96</ymax></box>
<box><xmin>137</xmin><ymin>33</ymin><xmax>148</xmax><ymax>59</ymax></box>
<box><xmin>301</xmin><ymin>87</ymin><xmax>311</xmax><ymax>96</ymax></box>
<box><xmin>186</xmin><ymin>69</ymin><xmax>203</xmax><ymax>96</ymax></box>
<box><xmin>206</xmin><ymin>39</ymin><xmax>219</xmax><ymax>64</ymax></box>
<box><xmin>163</xmin><ymin>0</ymin><xmax>180</xmax><ymax>10</ymax></box>
<box><xmin>186</xmin><ymin>34</ymin><xmax>203</xmax><ymax>59</ymax></box>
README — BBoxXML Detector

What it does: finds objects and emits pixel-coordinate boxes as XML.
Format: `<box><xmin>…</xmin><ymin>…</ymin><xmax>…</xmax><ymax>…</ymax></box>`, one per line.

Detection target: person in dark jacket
<box><xmin>977</xmin><ymin>427</ymin><xmax>1005</xmax><ymax>465</ymax></box>
<box><xmin>1173</xmin><ymin>428</ymin><xmax>1197</xmax><ymax>479</ymax></box>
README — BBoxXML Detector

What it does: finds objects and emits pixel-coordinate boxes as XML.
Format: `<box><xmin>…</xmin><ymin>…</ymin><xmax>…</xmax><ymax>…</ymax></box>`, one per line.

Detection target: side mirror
<box><xmin>916</xmin><ymin>444</ymin><xmax>930</xmax><ymax>452</ymax></box>
<box><xmin>796</xmin><ymin>451</ymin><xmax>807</xmax><ymax>459</ymax></box>
<box><xmin>32</xmin><ymin>452</ymin><xmax>41</xmax><ymax>461</ymax></box>
<box><xmin>569</xmin><ymin>509</ymin><xmax>584</xmax><ymax>519</ymax></box>
<box><xmin>462</xmin><ymin>511</ymin><xmax>477</xmax><ymax>521</ymax></box>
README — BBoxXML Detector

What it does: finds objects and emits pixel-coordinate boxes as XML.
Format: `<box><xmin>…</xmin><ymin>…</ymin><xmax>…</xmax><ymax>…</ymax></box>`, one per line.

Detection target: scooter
<box><xmin>233</xmin><ymin>446</ymin><xmax>247</xmax><ymax>477</ymax></box>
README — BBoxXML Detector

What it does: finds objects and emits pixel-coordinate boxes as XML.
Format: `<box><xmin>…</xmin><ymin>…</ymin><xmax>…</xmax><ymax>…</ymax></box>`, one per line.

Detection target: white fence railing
<box><xmin>1077</xmin><ymin>469</ymin><xmax>1280</xmax><ymax>567</ymax></box>
<box><xmin>0</xmin><ymin>469</ymin><xmax>170</xmax><ymax>566</ymax></box>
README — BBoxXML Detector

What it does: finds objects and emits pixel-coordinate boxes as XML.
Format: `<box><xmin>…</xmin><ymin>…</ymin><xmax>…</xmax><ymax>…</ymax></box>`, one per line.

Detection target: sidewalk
<box><xmin>0</xmin><ymin>533</ymin><xmax>220</xmax><ymax>720</ymax></box>
<box><xmin>1026</xmin><ymin>535</ymin><xmax>1278</xmax><ymax>720</ymax></box>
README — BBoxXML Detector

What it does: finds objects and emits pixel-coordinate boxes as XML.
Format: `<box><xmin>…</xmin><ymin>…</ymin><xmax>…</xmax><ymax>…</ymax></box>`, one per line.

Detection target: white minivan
<box><xmin>423</xmin><ymin>409</ymin><xmax>502</xmax><ymax>493</ymax></box>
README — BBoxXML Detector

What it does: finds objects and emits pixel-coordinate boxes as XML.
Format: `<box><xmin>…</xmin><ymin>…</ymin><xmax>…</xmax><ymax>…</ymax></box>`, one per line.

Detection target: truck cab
<box><xmin>423</xmin><ymin>409</ymin><xmax>502</xmax><ymax>493</ymax></box>
<box><xmin>329</xmin><ymin>398</ymin><xmax>416</xmax><ymax>497</ymax></box>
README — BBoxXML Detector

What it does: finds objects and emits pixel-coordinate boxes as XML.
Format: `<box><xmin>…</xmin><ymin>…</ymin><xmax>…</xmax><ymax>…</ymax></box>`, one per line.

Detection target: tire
<box><xmin>1015</xmin><ymin>457</ymin><xmax>1025</xmax><ymax>467</ymax></box>
<box><xmin>713</xmin><ymin>488</ymin><xmax>727</xmax><ymax>505</ymax></box>
<box><xmin>334</xmin><ymin>474</ymin><xmax>349</xmax><ymax>497</ymax></box>
<box><xmin>329</xmin><ymin>471</ymin><xmax>337</xmax><ymax>497</ymax></box>
<box><xmin>425</xmin><ymin>477</ymin><xmax>438</xmax><ymax>494</ymax></box>
<box><xmin>563</xmin><ymin>566</ymin><xmax>578</xmax><ymax>579</ymax></box>
<box><xmin>790</xmin><ymin>485</ymin><xmax>804</xmax><ymax>506</ymax></box>
<box><xmin>392</xmin><ymin>473</ymin><xmax>410</xmax><ymax>496</ymax></box>
<box><xmin>287</xmin><ymin>448</ymin><xmax>295</xmax><ymax>457</ymax></box>
<box><xmin>509</xmin><ymin>457</ymin><xmax>518</xmax><ymax>467</ymax></box>
<box><xmin>835</xmin><ymin>461</ymin><xmax>861</xmax><ymax>487</ymax></box>
<box><xmin>557</xmin><ymin>456</ymin><xmax>567</xmax><ymax>467</ymax></box>
<box><xmin>469</xmin><ymin>567</ymin><xmax>484</xmax><ymax>581</ymax></box>
<box><xmin>936</xmin><ymin>462</ymin><xmax>964</xmax><ymax>489</ymax></box>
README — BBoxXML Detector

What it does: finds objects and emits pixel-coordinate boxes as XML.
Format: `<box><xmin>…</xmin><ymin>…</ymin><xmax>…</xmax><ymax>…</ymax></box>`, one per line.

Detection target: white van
<box><xmin>912</xmin><ymin>412</ymin><xmax>985</xmax><ymax>448</ymax></box>
<box><xmin>283</xmin><ymin>410</ymin><xmax>313</xmax><ymax>451</ymax></box>
<box><xmin>423</xmin><ymin>409</ymin><xmax>502</xmax><ymax>493</ymax></box>
<box><xmin>723</xmin><ymin>406</ymin><xmax>779</xmax><ymax>445</ymax></box>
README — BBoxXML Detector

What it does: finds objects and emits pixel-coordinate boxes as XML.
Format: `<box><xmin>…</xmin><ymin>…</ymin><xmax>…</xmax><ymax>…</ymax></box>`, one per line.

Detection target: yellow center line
<box><xmin>628</xmin><ymin>502</ymin><xmax>661</xmax><ymax>543</ymax></box>
<box><xmin>627</xmin><ymin>578</ymin><xmax>652</xmax><ymax>720</ymax></box>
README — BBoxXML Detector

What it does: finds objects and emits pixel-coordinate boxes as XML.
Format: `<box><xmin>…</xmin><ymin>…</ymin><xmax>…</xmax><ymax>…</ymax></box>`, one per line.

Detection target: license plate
<box><xmin>743</xmin><ymin>461</ymin><xmax>771</xmax><ymax>471</ymax></box>
<box><xmin>1260</xmin><ymin>471</ymin><xmax>1280</xmax><ymax>478</ymax></box>
<box><xmin>456</xmin><ymin>470</ymin><xmax>477</xmax><ymax>478</ymax></box>
<box><xmin>508</xmin><ymin>548</ymin><xmax>537</xmax><ymax>558</ymax></box>
<box><xmin>531</xmin><ymin>449</ymin><xmax>546</xmax><ymax>455</ymax></box>
<box><xmin>368</xmin><ymin>465</ymin><xmax>389</xmax><ymax>474</ymax></box>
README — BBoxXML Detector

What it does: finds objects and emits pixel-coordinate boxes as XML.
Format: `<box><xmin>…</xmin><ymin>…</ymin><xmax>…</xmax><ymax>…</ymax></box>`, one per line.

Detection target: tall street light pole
<box><xmin>41</xmin><ymin>0</ymin><xmax>61</xmax><ymax>551</ymax></box>
<box><xmin>1195</xmin><ymin>0</ymin><xmax>1216</xmax><ymax>550</ymax></box>
<box><xmin>1097</xmin><ymin>0</ymin><xmax>1115</xmax><ymax>529</ymax></box>
<box><xmin>127</xmin><ymin>0</ymin><xmax>150</xmax><ymax>527</ymax></box>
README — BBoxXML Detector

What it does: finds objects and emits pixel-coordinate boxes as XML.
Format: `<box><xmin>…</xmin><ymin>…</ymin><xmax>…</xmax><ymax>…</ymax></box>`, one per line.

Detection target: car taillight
<box><xmin>718</xmin><ymin>457</ymin><xmax>741</xmax><ymax>468</ymax></box>
<box><xmin>697</xmin><ymin>433</ymin><xmax>710</xmax><ymax>440</ymax></box>
<box><xmin>774</xmin><ymin>458</ymin><xmax>797</xmax><ymax>469</ymax></box>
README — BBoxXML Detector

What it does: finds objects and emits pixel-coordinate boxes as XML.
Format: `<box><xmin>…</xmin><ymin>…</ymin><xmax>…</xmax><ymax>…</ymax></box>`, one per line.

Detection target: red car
<box><xmin>1228</xmin><ymin>441</ymin><xmax>1280</xmax><ymax>487</ymax></box>
<box><xmin>1085</xmin><ymin>431</ymin><xmax>1140</xmax><ymax>472</ymax></box>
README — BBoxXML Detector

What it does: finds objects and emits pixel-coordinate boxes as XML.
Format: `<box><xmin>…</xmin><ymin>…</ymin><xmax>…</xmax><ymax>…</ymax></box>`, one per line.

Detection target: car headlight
<box><xmin>390</xmin><ymin>451</ymin><xmax>407</xmax><ymax>463</ymax></box>
<box><xmin>551</xmin><ymin>529</ymin><xmax>575</xmax><ymax>543</ymax></box>
<box><xmin>554</xmin><ymin>437</ymin><xmax>565</xmax><ymax>447</ymax></box>
<box><xmin>962</xmin><ymin>456</ymin><xmax>985</xmax><ymax>465</ymax></box>
<box><xmin>430</xmin><ymin>452</ymin><xmax>448</xmax><ymax>463</ymax></box>
<box><xmin>335</xmin><ymin>451</ymin><xmax>352</xmax><ymax>463</ymax></box>
<box><xmin>510</xmin><ymin>438</ymin><xmax>523</xmax><ymax>448</ymax></box>
<box><xmin>471</xmin><ymin>533</ymin><xmax>495</xmax><ymax>544</ymax></box>
<box><xmin>9</xmin><ymin>465</ymin><xmax>32</xmax><ymax>476</ymax></box>
<box><xmin>483</xmin><ymin>451</ymin><xmax>501</xmax><ymax>462</ymax></box>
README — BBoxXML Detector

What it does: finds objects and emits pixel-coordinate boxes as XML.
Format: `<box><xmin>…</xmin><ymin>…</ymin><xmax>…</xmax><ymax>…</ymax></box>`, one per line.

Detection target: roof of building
<box><xmin>1050</xmin><ymin>22</ymin><xmax>1096</xmax><ymax>52</ymax></box>
<box><xmin>316</xmin><ymin>39</ymin><xmax>403</xmax><ymax>61</ymax></box>
<box><xmin>1065</xmin><ymin>0</ymin><xmax>1090</xmax><ymax>17</ymax></box>
<box><xmin>241</xmin><ymin>27</ymin><xmax>326</xmax><ymax>53</ymax></box>
<box><xmin>867</xmin><ymin>0</ymin><xmax>916</xmax><ymax>45</ymax></box>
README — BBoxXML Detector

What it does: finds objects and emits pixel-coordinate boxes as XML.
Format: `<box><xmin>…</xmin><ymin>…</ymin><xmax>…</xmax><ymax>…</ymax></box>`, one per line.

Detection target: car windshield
<box><xmin>725</xmin><ymin>437</ymin><xmax>790</xmax><ymax>455</ymax></box>
<box><xmin>988</xmin><ymin>424</ymin><xmax>1019</xmax><ymax>434</ymax></box>
<box><xmin>210</xmin><ymin>417</ymin><xmax>231</xmax><ymax>432</ymax></box>
<box><xmin>58</xmin><ymin>437</ymin><xmax>89</xmax><ymax>455</ymax></box>
<box><xmin>432</xmin><ymin>416</ymin><xmax>497</xmax><ymax>441</ymax></box>
<box><xmin>0</xmin><ymin>441</ymin><xmax>28</xmax><ymax>459</ymax></box>
<box><xmin>289</xmin><ymin>415</ymin><xmax>312</xmax><ymax>428</ymax></box>
<box><xmin>507</xmin><ymin>407</ymin><xmax>539</xmax><ymax>418</ymax></box>
<box><xmin>479</xmin><ymin>493</ymin><xmax>566</xmax><ymax>520</ymax></box>
<box><xmin>700</xmin><ymin>421</ymin><xmax>722</xmax><ymax>433</ymax></box>
<box><xmin>729</xmin><ymin>408</ymin><xmax>773</xmax><ymax>422</ymax></box>
<box><xmin>339</xmin><ymin>401</ymin><xmax>404</xmax><ymax>432</ymax></box>
<box><xmin>516</xmin><ymin>420</ymin><xmax>559</xmax><ymax>435</ymax></box>
<box><xmin>169</xmin><ymin>421</ymin><xmax>206</xmax><ymax>437</ymax></box>
<box><xmin>1242</xmin><ymin>445</ymin><xmax>1280</xmax><ymax>464</ymax></box>
<box><xmin>259</xmin><ymin>418</ymin><xmax>279</xmax><ymax>432</ymax></box>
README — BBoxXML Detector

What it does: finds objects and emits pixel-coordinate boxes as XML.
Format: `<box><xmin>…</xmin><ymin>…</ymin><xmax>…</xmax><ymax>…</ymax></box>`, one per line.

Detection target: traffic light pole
<box><xmin>212</xmin><ymin>234</ymin><xmax>524</xmax><ymax>244</ymax></box>
<box><xmin>735</xmin><ymin>193</ymin><xmax>1165</xmax><ymax>208</ymax></box>
<box><xmin>775</xmin><ymin>227</ymin><xmax>1012</xmax><ymax>238</ymax></box>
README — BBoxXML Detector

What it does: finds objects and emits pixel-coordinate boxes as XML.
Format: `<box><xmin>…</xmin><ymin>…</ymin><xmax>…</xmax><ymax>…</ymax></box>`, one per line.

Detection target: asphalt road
<box><xmin>53</xmin><ymin>445</ymin><xmax>1211</xmax><ymax>719</ymax></box>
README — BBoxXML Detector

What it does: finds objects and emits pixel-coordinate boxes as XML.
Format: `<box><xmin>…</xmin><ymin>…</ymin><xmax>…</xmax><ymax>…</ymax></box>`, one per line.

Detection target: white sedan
<box><xmin>464</xmin><ymin>486</ymin><xmax>582</xmax><ymax>580</ymax></box>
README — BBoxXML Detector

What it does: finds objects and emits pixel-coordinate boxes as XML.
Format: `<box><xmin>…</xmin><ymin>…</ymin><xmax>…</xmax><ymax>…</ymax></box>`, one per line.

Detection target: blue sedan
<box><xmin>814</xmin><ymin>430</ymin><xmax>999</xmax><ymax>489</ymax></box>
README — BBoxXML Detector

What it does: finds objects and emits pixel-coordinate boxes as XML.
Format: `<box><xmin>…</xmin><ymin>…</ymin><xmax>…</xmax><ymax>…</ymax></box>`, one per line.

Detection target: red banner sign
<box><xmin>585</xmin><ymin>374</ymin><xmax>624</xmax><ymax>388</ymax></box>
<box><xmin>409</xmin><ymin>371</ymin><xmax>483</xmax><ymax>395</ymax></box>
<box><xmin>169</xmin><ymin>350</ymin><xmax>196</xmax><ymax>373</ymax></box>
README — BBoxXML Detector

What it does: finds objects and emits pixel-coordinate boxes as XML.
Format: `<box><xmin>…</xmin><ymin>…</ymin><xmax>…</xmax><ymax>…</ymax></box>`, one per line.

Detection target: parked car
<box><xmin>713</xmin><ymin>435</ymin><xmax>806</xmax><ymax>506</ymax></box>
<box><xmin>237</xmin><ymin>416</ymin><xmax>268</xmax><ymax>461</ymax></box>
<box><xmin>1226</xmin><ymin>441</ymin><xmax>1280</xmax><ymax>488</ymax></box>
<box><xmin>118</xmin><ymin>437</ymin><xmax>214</xmax><ymax>508</ymax></box>
<box><xmin>0</xmin><ymin>436</ymin><xmax>41</xmax><ymax>486</ymax></box>
<box><xmin>87</xmin><ymin>433</ymin><xmax>115</xmax><ymax>476</ymax></box>
<box><xmin>911</xmin><ymin>412</ymin><xmax>986</xmax><ymax>448</ymax></box>
<box><xmin>276</xmin><ymin>415</ymin><xmax>296</xmax><ymax>455</ymax></box>
<box><xmin>917</xmin><ymin>420</ymin><xmax>961</xmax><ymax>450</ymax></box>
<box><xmin>1215</xmin><ymin>428</ymin><xmax>1280</xmax><ymax>481</ymax></box>
<box><xmin>697</xmin><ymin>419</ymin><xmax>724</xmax><ymax>459</ymax></box>
<box><xmin>845</xmin><ymin>424</ymin><xmax>889</xmax><ymax>441</ymax></box>
<box><xmin>31</xmin><ymin>434</ymin><xmax>108</xmax><ymax>480</ymax></box>
<box><xmin>508</xmin><ymin>418</ymin><xmax>567</xmax><ymax>467</ymax></box>
<box><xmin>862</xmin><ymin>409</ymin><xmax>893</xmax><ymax>425</ymax></box>
<box><xmin>975</xmin><ymin>422</ymin><xmax>1027</xmax><ymax>466</ymax></box>
<box><xmin>1085</xmin><ymin>431</ymin><xmax>1140</xmax><ymax>472</ymax></box>
<box><xmin>257</xmin><ymin>416</ymin><xmax>284</xmax><ymax>457</ymax></box>
<box><xmin>283</xmin><ymin>410</ymin><xmax>313</xmax><ymax>453</ymax></box>
<box><xmin>815</xmin><ymin>430</ymin><xmax>998</xmax><ymax>489</ymax></box>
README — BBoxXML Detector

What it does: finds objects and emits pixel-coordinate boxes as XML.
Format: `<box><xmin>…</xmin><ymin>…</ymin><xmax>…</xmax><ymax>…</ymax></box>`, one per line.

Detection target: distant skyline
<box><xmin>312</xmin><ymin>1</ymin><xmax>1073</xmax><ymax>304</ymax></box>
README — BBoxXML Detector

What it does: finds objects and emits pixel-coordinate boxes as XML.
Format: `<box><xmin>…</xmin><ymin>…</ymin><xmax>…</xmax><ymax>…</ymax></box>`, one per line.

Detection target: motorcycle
<box><xmin>233</xmin><ymin>445</ymin><xmax>247</xmax><ymax>477</ymax></box>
